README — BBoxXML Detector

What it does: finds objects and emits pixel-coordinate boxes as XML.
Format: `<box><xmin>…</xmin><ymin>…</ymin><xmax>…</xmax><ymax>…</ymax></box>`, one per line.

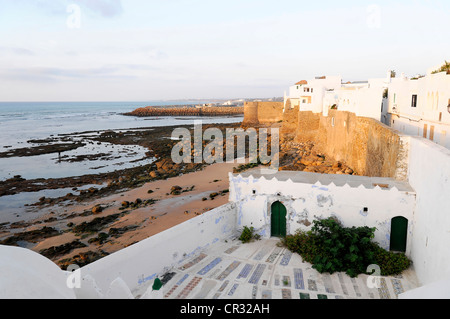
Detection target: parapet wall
<box><xmin>79</xmin><ymin>202</ymin><xmax>237</xmax><ymax>293</ymax></box>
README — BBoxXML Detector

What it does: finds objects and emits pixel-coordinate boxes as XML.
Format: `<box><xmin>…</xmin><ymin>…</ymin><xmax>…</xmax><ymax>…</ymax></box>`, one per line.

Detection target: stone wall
<box><xmin>280</xmin><ymin>100</ymin><xmax>298</xmax><ymax>139</ymax></box>
<box><xmin>312</xmin><ymin>110</ymin><xmax>404</xmax><ymax>178</ymax></box>
<box><xmin>295</xmin><ymin>111</ymin><xmax>321</xmax><ymax>144</ymax></box>
<box><xmin>243</xmin><ymin>103</ymin><xmax>406</xmax><ymax>178</ymax></box>
<box><xmin>243</xmin><ymin>102</ymin><xmax>284</xmax><ymax>125</ymax></box>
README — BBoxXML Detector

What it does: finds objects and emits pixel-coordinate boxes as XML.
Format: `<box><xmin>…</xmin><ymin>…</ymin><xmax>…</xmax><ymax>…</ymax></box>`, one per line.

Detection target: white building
<box><xmin>386</xmin><ymin>63</ymin><xmax>450</xmax><ymax>149</ymax></box>
<box><xmin>229</xmin><ymin>170</ymin><xmax>416</xmax><ymax>254</ymax></box>
<box><xmin>284</xmin><ymin>74</ymin><xmax>389</xmax><ymax>122</ymax></box>
<box><xmin>284</xmin><ymin>76</ymin><xmax>342</xmax><ymax>113</ymax></box>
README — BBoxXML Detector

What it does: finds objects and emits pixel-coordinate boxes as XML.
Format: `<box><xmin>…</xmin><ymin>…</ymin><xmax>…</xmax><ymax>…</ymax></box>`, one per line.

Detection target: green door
<box><xmin>271</xmin><ymin>201</ymin><xmax>287</xmax><ymax>237</ymax></box>
<box><xmin>390</xmin><ymin>216</ymin><xmax>408</xmax><ymax>252</ymax></box>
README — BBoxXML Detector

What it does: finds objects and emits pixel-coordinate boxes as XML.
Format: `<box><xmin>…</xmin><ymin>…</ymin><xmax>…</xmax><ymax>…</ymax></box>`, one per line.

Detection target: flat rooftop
<box><xmin>132</xmin><ymin>237</ymin><xmax>419</xmax><ymax>299</ymax></box>
<box><xmin>233</xmin><ymin>169</ymin><xmax>415</xmax><ymax>193</ymax></box>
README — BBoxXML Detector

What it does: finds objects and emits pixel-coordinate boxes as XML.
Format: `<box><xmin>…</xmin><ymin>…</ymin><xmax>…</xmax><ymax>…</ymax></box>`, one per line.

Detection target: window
<box><xmin>411</xmin><ymin>95</ymin><xmax>417</xmax><ymax>107</ymax></box>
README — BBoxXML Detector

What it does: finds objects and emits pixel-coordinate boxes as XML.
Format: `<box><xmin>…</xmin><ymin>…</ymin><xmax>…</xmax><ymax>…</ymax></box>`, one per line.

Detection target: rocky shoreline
<box><xmin>0</xmin><ymin>120</ymin><xmax>357</xmax><ymax>270</ymax></box>
<box><xmin>124</xmin><ymin>105</ymin><xmax>244</xmax><ymax>117</ymax></box>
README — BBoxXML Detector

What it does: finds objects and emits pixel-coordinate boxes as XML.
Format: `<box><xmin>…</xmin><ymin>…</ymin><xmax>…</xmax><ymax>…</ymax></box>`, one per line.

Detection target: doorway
<box><xmin>271</xmin><ymin>201</ymin><xmax>287</xmax><ymax>237</ymax></box>
<box><xmin>390</xmin><ymin>216</ymin><xmax>408</xmax><ymax>252</ymax></box>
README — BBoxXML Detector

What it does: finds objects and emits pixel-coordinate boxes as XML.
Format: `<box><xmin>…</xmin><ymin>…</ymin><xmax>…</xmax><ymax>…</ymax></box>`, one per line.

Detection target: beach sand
<box><xmin>29</xmin><ymin>161</ymin><xmax>243</xmax><ymax>267</ymax></box>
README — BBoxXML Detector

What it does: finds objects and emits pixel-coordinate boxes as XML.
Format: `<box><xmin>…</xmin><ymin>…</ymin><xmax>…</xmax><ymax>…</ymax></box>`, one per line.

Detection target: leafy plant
<box><xmin>431</xmin><ymin>61</ymin><xmax>450</xmax><ymax>75</ymax></box>
<box><xmin>239</xmin><ymin>226</ymin><xmax>261</xmax><ymax>243</ymax></box>
<box><xmin>281</xmin><ymin>217</ymin><xmax>411</xmax><ymax>277</ymax></box>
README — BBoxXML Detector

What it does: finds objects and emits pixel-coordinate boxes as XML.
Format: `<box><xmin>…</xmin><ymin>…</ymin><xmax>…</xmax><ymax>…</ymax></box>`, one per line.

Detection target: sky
<box><xmin>0</xmin><ymin>0</ymin><xmax>449</xmax><ymax>102</ymax></box>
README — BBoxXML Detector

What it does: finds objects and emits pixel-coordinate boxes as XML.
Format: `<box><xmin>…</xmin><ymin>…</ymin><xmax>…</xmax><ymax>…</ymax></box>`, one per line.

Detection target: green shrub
<box><xmin>371</xmin><ymin>243</ymin><xmax>411</xmax><ymax>276</ymax></box>
<box><xmin>239</xmin><ymin>226</ymin><xmax>260</xmax><ymax>243</ymax></box>
<box><xmin>281</xmin><ymin>217</ymin><xmax>411</xmax><ymax>277</ymax></box>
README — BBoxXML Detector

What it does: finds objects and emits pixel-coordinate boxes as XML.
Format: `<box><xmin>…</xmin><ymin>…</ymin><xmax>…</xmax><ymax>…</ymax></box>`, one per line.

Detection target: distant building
<box><xmin>284</xmin><ymin>76</ymin><xmax>342</xmax><ymax>113</ymax></box>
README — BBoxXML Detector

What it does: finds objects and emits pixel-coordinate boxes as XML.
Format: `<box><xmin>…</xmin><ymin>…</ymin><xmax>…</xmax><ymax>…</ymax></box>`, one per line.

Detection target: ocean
<box><xmin>0</xmin><ymin>101</ymin><xmax>243</xmax><ymax>180</ymax></box>
<box><xmin>0</xmin><ymin>101</ymin><xmax>243</xmax><ymax>223</ymax></box>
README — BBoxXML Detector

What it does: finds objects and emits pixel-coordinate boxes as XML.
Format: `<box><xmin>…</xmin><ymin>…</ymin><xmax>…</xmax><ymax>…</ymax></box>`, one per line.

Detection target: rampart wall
<box><xmin>243</xmin><ymin>101</ymin><xmax>407</xmax><ymax>178</ymax></box>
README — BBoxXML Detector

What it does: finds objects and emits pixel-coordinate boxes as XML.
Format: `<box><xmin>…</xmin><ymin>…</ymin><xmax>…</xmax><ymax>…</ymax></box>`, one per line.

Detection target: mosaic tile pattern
<box><xmin>218</xmin><ymin>280</ymin><xmax>229</xmax><ymax>292</ymax></box>
<box><xmin>265</xmin><ymin>247</ymin><xmax>283</xmax><ymax>263</ymax></box>
<box><xmin>307</xmin><ymin>279</ymin><xmax>317</xmax><ymax>291</ymax></box>
<box><xmin>322</xmin><ymin>274</ymin><xmax>335</xmax><ymax>293</ymax></box>
<box><xmin>216</xmin><ymin>261</ymin><xmax>241</xmax><ymax>281</ymax></box>
<box><xmin>351</xmin><ymin>278</ymin><xmax>361</xmax><ymax>297</ymax></box>
<box><xmin>294</xmin><ymin>268</ymin><xmax>305</xmax><ymax>290</ymax></box>
<box><xmin>280</xmin><ymin>250</ymin><xmax>293</xmax><ymax>266</ymax></box>
<box><xmin>224</xmin><ymin>246</ymin><xmax>240</xmax><ymax>254</ymax></box>
<box><xmin>237</xmin><ymin>264</ymin><xmax>253</xmax><ymax>279</ymax></box>
<box><xmin>248</xmin><ymin>264</ymin><xmax>266</xmax><ymax>285</ymax></box>
<box><xmin>338</xmin><ymin>273</ymin><xmax>348</xmax><ymax>295</ymax></box>
<box><xmin>179</xmin><ymin>253</ymin><xmax>207</xmax><ymax>270</ymax></box>
<box><xmin>228</xmin><ymin>283</ymin><xmax>239</xmax><ymax>296</ymax></box>
<box><xmin>391</xmin><ymin>279</ymin><xmax>404</xmax><ymax>297</ymax></box>
<box><xmin>252</xmin><ymin>286</ymin><xmax>257</xmax><ymax>299</ymax></box>
<box><xmin>176</xmin><ymin>277</ymin><xmax>202</xmax><ymax>299</ymax></box>
<box><xmin>262</xmin><ymin>290</ymin><xmax>272</xmax><ymax>299</ymax></box>
<box><xmin>176</xmin><ymin>274</ymin><xmax>189</xmax><ymax>285</ymax></box>
<box><xmin>253</xmin><ymin>247</ymin><xmax>271</xmax><ymax>261</ymax></box>
<box><xmin>378</xmin><ymin>278</ymin><xmax>391</xmax><ymax>299</ymax></box>
<box><xmin>274</xmin><ymin>275</ymin><xmax>280</xmax><ymax>286</ymax></box>
<box><xmin>207</xmin><ymin>268</ymin><xmax>221</xmax><ymax>279</ymax></box>
<box><xmin>164</xmin><ymin>285</ymin><xmax>179</xmax><ymax>298</ymax></box>
<box><xmin>197</xmin><ymin>257</ymin><xmax>222</xmax><ymax>276</ymax></box>
<box><xmin>282</xmin><ymin>289</ymin><xmax>292</xmax><ymax>299</ymax></box>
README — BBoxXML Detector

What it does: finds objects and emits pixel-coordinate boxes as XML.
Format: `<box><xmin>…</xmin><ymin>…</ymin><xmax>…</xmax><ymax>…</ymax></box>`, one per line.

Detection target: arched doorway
<box><xmin>271</xmin><ymin>201</ymin><xmax>287</xmax><ymax>237</ymax></box>
<box><xmin>390</xmin><ymin>216</ymin><xmax>408</xmax><ymax>252</ymax></box>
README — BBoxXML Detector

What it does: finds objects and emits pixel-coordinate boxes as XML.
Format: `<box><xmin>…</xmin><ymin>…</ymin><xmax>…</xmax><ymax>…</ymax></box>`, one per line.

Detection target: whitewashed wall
<box><xmin>407</xmin><ymin>137</ymin><xmax>450</xmax><ymax>285</ymax></box>
<box><xmin>387</xmin><ymin>71</ymin><xmax>450</xmax><ymax>149</ymax></box>
<box><xmin>80</xmin><ymin>202</ymin><xmax>237</xmax><ymax>293</ymax></box>
<box><xmin>229</xmin><ymin>171</ymin><xmax>416</xmax><ymax>253</ymax></box>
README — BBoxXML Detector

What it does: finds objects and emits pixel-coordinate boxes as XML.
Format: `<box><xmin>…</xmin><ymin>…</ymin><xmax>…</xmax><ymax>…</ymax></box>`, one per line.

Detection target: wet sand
<box><xmin>1</xmin><ymin>161</ymin><xmax>243</xmax><ymax>269</ymax></box>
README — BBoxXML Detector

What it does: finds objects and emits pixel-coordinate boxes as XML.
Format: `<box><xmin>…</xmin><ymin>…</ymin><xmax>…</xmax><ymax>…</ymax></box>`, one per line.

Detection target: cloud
<box><xmin>0</xmin><ymin>65</ymin><xmax>140</xmax><ymax>82</ymax></box>
<box><xmin>0</xmin><ymin>46</ymin><xmax>36</xmax><ymax>56</ymax></box>
<box><xmin>14</xmin><ymin>0</ymin><xmax>124</xmax><ymax>18</ymax></box>
<box><xmin>75</xmin><ymin>0</ymin><xmax>123</xmax><ymax>18</ymax></box>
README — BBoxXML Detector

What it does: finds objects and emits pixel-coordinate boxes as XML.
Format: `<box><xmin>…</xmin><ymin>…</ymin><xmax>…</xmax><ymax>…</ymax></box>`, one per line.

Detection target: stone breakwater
<box><xmin>124</xmin><ymin>106</ymin><xmax>244</xmax><ymax>117</ymax></box>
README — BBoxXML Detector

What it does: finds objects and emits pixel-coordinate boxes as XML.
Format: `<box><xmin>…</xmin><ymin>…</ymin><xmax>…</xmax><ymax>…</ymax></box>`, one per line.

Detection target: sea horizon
<box><xmin>0</xmin><ymin>100</ymin><xmax>244</xmax><ymax>181</ymax></box>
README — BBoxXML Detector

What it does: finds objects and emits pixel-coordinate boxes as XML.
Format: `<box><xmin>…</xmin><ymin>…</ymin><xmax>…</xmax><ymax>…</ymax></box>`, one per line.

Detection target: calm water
<box><xmin>0</xmin><ymin>101</ymin><xmax>243</xmax><ymax>222</ymax></box>
<box><xmin>0</xmin><ymin>101</ymin><xmax>243</xmax><ymax>180</ymax></box>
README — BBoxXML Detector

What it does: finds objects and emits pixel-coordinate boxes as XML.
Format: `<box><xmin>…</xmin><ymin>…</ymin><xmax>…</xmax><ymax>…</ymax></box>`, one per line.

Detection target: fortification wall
<box><xmin>243</xmin><ymin>103</ymin><xmax>405</xmax><ymax>178</ymax></box>
<box><xmin>313</xmin><ymin>110</ymin><xmax>404</xmax><ymax>178</ymax></box>
<box><xmin>280</xmin><ymin>99</ymin><xmax>298</xmax><ymax>138</ymax></box>
<box><xmin>243</xmin><ymin>102</ymin><xmax>284</xmax><ymax>125</ymax></box>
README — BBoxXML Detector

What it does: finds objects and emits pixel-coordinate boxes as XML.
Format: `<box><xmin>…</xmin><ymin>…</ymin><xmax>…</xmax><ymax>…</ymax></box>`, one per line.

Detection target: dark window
<box><xmin>411</xmin><ymin>95</ymin><xmax>417</xmax><ymax>107</ymax></box>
